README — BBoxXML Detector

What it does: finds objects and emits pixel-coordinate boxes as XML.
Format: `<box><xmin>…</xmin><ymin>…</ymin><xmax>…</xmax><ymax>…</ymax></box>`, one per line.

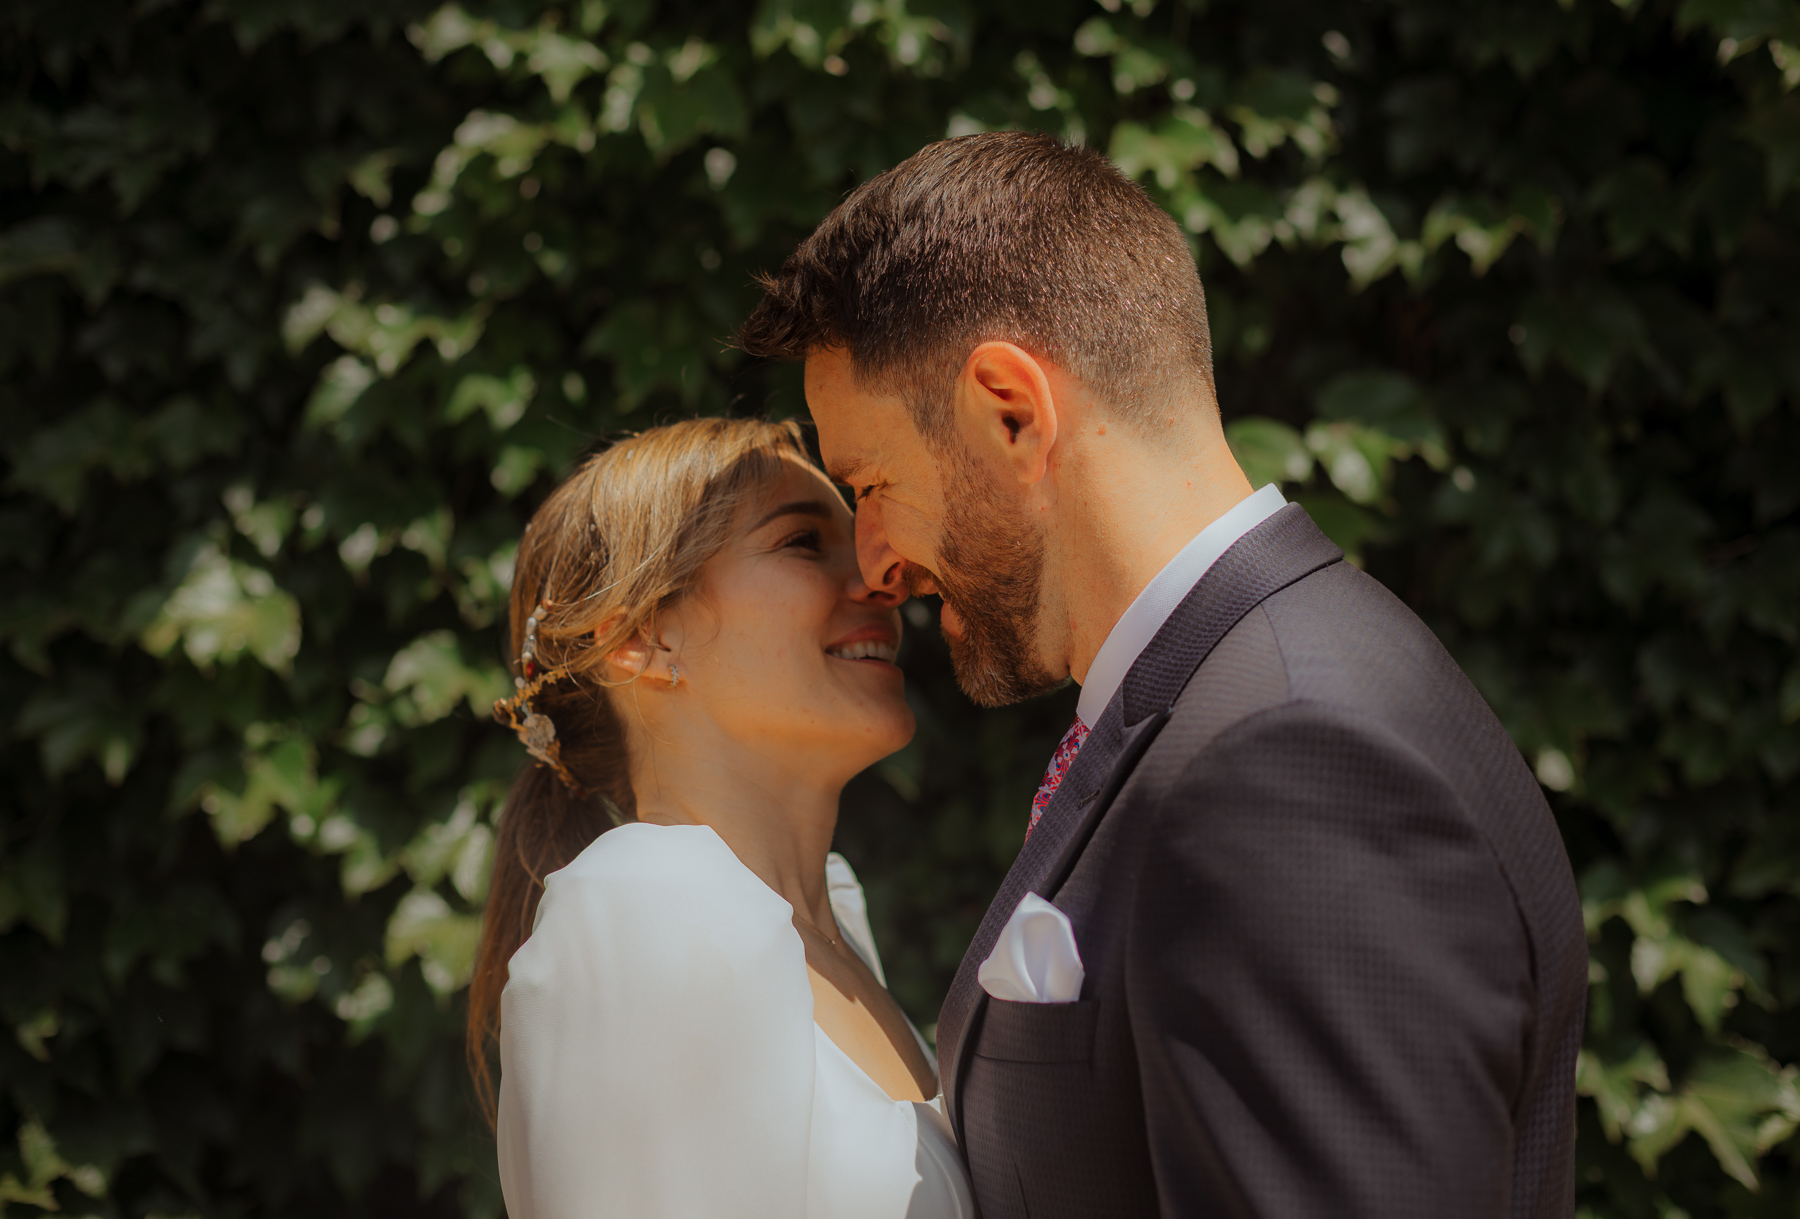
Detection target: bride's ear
<box><xmin>598</xmin><ymin>615</ymin><xmax>652</xmax><ymax>682</ymax></box>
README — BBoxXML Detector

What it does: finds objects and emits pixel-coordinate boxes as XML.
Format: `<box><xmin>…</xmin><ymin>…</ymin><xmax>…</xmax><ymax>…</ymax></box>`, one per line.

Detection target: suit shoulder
<box><xmin>1157</xmin><ymin>602</ymin><xmax>1292</xmax><ymax>752</ymax></box>
<box><xmin>1259</xmin><ymin>562</ymin><xmax>1462</xmax><ymax>697</ymax></box>
<box><xmin>1160</xmin><ymin>561</ymin><xmax>1459</xmax><ymax>749</ymax></box>
<box><xmin>1254</xmin><ymin>564</ymin><xmax>1532</xmax><ymax>789</ymax></box>
<box><xmin>1166</xmin><ymin>566</ymin><xmax>1585</xmax><ymax>996</ymax></box>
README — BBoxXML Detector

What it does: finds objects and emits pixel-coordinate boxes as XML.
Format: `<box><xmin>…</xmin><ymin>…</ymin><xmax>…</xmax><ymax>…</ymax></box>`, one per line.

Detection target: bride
<box><xmin>464</xmin><ymin>417</ymin><xmax>976</xmax><ymax>1218</ymax></box>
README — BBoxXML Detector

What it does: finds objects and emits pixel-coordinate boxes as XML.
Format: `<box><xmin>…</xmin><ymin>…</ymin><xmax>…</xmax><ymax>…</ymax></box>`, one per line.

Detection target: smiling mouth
<box><xmin>825</xmin><ymin>640</ymin><xmax>899</xmax><ymax>664</ymax></box>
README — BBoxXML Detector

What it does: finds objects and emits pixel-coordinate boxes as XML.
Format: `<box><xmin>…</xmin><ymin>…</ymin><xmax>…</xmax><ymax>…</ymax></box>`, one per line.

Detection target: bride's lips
<box><xmin>824</xmin><ymin>622</ymin><xmax>901</xmax><ymax>667</ymax></box>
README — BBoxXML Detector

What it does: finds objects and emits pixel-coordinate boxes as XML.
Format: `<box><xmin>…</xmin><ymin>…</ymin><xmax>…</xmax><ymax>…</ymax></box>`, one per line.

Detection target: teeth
<box><xmin>826</xmin><ymin>640</ymin><xmax>898</xmax><ymax>663</ymax></box>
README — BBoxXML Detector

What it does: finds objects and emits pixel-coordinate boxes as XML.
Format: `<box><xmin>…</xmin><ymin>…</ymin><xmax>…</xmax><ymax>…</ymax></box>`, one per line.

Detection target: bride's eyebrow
<box><xmin>751</xmin><ymin>499</ymin><xmax>834</xmax><ymax>531</ymax></box>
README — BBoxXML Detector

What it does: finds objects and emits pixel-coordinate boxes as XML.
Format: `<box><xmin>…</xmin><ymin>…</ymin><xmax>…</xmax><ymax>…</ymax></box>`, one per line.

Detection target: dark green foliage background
<box><xmin>4</xmin><ymin>0</ymin><xmax>1799</xmax><ymax>1215</ymax></box>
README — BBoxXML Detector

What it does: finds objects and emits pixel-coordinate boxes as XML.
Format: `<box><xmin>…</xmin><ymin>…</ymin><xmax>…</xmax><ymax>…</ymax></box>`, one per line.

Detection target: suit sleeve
<box><xmin>1126</xmin><ymin>700</ymin><xmax>1533</xmax><ymax>1219</ymax></box>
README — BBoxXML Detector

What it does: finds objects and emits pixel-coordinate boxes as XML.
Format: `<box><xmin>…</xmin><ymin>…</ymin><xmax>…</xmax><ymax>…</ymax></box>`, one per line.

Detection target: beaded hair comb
<box><xmin>492</xmin><ymin>603</ymin><xmax>585</xmax><ymax>796</ymax></box>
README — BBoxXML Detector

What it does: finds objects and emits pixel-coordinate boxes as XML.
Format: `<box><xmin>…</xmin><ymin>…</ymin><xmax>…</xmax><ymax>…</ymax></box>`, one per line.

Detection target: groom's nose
<box><xmin>854</xmin><ymin>498</ymin><xmax>907</xmax><ymax>599</ymax></box>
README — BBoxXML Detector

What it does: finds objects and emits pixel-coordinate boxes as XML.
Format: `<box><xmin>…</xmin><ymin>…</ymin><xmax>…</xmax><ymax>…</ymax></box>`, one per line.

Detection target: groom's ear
<box><xmin>955</xmin><ymin>341</ymin><xmax>1058</xmax><ymax>488</ymax></box>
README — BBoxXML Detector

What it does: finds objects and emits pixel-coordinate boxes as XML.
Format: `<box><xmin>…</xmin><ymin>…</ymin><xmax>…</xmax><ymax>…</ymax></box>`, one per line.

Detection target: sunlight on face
<box><xmin>807</xmin><ymin>350</ymin><xmax>1057</xmax><ymax>707</ymax></box>
<box><xmin>806</xmin><ymin>350</ymin><xmax>952</xmax><ymax>587</ymax></box>
<box><xmin>656</xmin><ymin>458</ymin><xmax>915</xmax><ymax>775</ymax></box>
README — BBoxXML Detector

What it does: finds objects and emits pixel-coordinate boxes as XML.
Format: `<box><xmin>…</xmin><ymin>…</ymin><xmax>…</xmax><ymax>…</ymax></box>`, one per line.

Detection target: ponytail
<box><xmin>465</xmin><ymin>763</ymin><xmax>619</xmax><ymax>1125</ymax></box>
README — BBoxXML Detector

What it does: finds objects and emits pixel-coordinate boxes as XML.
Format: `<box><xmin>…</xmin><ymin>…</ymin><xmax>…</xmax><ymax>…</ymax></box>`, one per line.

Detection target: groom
<box><xmin>740</xmin><ymin>132</ymin><xmax>1585</xmax><ymax>1218</ymax></box>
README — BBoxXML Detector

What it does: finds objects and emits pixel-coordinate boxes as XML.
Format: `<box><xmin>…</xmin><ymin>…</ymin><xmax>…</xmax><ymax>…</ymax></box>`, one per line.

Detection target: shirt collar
<box><xmin>1075</xmin><ymin>482</ymin><xmax>1288</xmax><ymax>725</ymax></box>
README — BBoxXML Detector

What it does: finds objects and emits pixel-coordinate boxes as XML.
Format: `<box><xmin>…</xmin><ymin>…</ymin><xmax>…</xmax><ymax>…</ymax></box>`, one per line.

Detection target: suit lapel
<box><xmin>1037</xmin><ymin>706</ymin><xmax>1171</xmax><ymax>899</ymax></box>
<box><xmin>933</xmin><ymin>697</ymin><xmax>1134</xmax><ymax>1140</ymax></box>
<box><xmin>936</xmin><ymin>504</ymin><xmax>1344</xmax><ymax>1138</ymax></box>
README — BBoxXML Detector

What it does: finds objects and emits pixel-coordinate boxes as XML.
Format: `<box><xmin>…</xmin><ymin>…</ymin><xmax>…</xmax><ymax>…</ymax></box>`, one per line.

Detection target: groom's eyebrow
<box><xmin>752</xmin><ymin>500</ymin><xmax>834</xmax><ymax>530</ymax></box>
<box><xmin>824</xmin><ymin>456</ymin><xmax>866</xmax><ymax>485</ymax></box>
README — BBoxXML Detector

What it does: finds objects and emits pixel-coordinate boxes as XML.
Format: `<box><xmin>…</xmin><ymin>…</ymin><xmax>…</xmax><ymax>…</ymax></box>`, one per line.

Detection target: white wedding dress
<box><xmin>498</xmin><ymin>822</ymin><xmax>976</xmax><ymax>1218</ymax></box>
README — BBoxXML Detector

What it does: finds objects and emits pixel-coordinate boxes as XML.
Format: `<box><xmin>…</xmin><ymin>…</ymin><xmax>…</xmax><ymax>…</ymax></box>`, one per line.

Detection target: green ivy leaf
<box><xmin>141</xmin><ymin>543</ymin><xmax>302</xmax><ymax>675</ymax></box>
<box><xmin>1225</xmin><ymin>417</ymin><xmax>1312</xmax><ymax>489</ymax></box>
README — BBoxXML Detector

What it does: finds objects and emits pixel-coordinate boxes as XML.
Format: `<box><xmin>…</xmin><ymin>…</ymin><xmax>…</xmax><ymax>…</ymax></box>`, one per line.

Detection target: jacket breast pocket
<box><xmin>963</xmin><ymin>999</ymin><xmax>1105</xmax><ymax>1219</ymax></box>
<box><xmin>973</xmin><ymin>997</ymin><xmax>1099</xmax><ymax>1063</ymax></box>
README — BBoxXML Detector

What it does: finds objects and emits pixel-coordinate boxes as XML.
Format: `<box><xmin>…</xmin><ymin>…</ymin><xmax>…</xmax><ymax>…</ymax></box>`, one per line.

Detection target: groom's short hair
<box><xmin>737</xmin><ymin>131</ymin><xmax>1215</xmax><ymax>445</ymax></box>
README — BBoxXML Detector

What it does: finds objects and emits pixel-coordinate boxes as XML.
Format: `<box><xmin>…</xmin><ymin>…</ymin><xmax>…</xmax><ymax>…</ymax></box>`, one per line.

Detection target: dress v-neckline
<box><xmin>815</xmin><ymin>857</ymin><xmax>940</xmax><ymax>1102</ymax></box>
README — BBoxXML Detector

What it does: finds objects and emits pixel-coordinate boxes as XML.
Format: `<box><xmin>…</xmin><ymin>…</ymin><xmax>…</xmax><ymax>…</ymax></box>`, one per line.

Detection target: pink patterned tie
<box><xmin>1027</xmin><ymin>716</ymin><xmax>1090</xmax><ymax>840</ymax></box>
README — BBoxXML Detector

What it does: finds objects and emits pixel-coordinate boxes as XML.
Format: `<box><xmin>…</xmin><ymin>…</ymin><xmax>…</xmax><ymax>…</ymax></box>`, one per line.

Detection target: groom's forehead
<box><xmin>806</xmin><ymin>385</ymin><xmax>868</xmax><ymax>483</ymax></box>
<box><xmin>805</xmin><ymin>353</ymin><xmax>914</xmax><ymax>479</ymax></box>
<box><xmin>814</xmin><ymin>422</ymin><xmax>871</xmax><ymax>487</ymax></box>
<box><xmin>818</xmin><ymin>418</ymin><xmax>916</xmax><ymax>488</ymax></box>
<box><xmin>802</xmin><ymin>347</ymin><xmax>856</xmax><ymax>403</ymax></box>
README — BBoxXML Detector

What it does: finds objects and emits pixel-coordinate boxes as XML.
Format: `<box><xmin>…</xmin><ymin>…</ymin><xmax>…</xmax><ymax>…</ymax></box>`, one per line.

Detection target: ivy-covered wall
<box><xmin>3</xmin><ymin>0</ymin><xmax>1798</xmax><ymax>1215</ymax></box>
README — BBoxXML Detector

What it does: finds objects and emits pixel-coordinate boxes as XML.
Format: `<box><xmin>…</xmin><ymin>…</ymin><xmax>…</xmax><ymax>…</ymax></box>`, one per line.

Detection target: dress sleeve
<box><xmin>498</xmin><ymin>824</ymin><xmax>817</xmax><ymax>1219</ymax></box>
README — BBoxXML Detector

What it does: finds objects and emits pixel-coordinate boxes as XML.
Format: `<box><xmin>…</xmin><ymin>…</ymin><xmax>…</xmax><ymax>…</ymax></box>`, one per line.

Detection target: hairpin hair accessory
<box><xmin>493</xmin><ymin>602</ymin><xmax>586</xmax><ymax>796</ymax></box>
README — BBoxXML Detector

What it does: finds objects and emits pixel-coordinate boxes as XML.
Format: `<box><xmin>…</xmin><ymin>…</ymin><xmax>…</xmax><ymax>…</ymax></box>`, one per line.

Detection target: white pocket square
<box><xmin>977</xmin><ymin>892</ymin><xmax>1084</xmax><ymax>1003</ymax></box>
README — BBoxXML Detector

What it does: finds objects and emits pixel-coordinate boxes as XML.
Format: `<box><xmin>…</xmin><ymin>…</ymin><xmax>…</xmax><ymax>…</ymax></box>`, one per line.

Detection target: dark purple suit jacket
<box><xmin>935</xmin><ymin>504</ymin><xmax>1585</xmax><ymax>1219</ymax></box>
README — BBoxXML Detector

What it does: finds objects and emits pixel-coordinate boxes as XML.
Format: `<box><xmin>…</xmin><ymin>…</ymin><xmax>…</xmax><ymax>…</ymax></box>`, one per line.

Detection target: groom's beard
<box><xmin>916</xmin><ymin>453</ymin><xmax>1060</xmax><ymax>709</ymax></box>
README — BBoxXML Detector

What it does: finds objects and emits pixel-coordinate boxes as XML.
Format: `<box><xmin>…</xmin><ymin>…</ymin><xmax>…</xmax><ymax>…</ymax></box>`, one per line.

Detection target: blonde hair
<box><xmin>467</xmin><ymin>416</ymin><xmax>811</xmax><ymax>1124</ymax></box>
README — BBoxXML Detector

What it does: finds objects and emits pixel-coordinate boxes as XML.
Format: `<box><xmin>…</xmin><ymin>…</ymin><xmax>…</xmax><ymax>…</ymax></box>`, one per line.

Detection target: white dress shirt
<box><xmin>1076</xmin><ymin>482</ymin><xmax>1287</xmax><ymax>725</ymax></box>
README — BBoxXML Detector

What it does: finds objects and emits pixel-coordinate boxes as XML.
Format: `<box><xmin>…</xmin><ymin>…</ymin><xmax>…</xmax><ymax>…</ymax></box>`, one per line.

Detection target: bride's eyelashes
<box><xmin>776</xmin><ymin>527</ymin><xmax>825</xmax><ymax>554</ymax></box>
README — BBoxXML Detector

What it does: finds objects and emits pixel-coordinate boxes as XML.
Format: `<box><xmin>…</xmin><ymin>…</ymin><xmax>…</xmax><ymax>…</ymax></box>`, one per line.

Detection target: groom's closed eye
<box><xmin>824</xmin><ymin>455</ymin><xmax>871</xmax><ymax>492</ymax></box>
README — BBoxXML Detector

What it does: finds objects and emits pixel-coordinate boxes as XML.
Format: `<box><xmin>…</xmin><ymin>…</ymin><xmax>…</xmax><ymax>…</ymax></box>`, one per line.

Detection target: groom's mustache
<box><xmin>902</xmin><ymin>562</ymin><xmax>943</xmax><ymax>601</ymax></box>
<box><xmin>903</xmin><ymin>562</ymin><xmax>968</xmax><ymax>641</ymax></box>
